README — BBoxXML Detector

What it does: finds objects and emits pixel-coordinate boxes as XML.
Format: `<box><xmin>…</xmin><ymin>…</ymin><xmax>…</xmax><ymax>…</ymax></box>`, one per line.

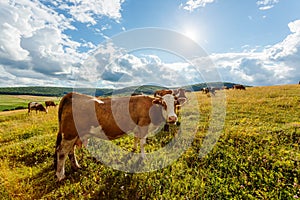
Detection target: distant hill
<box><xmin>0</xmin><ymin>82</ymin><xmax>240</xmax><ymax>97</ymax></box>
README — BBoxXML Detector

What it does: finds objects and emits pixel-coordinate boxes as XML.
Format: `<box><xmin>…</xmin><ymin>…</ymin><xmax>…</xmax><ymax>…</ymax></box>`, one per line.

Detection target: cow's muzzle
<box><xmin>167</xmin><ymin>116</ymin><xmax>177</xmax><ymax>124</ymax></box>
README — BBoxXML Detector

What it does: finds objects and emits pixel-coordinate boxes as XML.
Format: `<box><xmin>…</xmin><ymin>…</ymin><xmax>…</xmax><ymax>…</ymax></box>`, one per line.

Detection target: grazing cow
<box><xmin>45</xmin><ymin>101</ymin><xmax>56</xmax><ymax>108</ymax></box>
<box><xmin>233</xmin><ymin>84</ymin><xmax>246</xmax><ymax>90</ymax></box>
<box><xmin>222</xmin><ymin>86</ymin><xmax>229</xmax><ymax>90</ymax></box>
<box><xmin>28</xmin><ymin>102</ymin><xmax>47</xmax><ymax>114</ymax></box>
<box><xmin>55</xmin><ymin>92</ymin><xmax>179</xmax><ymax>181</ymax></box>
<box><xmin>201</xmin><ymin>87</ymin><xmax>209</xmax><ymax>94</ymax></box>
<box><xmin>201</xmin><ymin>87</ymin><xmax>216</xmax><ymax>96</ymax></box>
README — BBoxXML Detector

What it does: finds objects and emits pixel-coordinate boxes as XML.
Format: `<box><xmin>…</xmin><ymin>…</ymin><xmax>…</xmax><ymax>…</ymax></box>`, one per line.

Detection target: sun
<box><xmin>183</xmin><ymin>29</ymin><xmax>198</xmax><ymax>41</ymax></box>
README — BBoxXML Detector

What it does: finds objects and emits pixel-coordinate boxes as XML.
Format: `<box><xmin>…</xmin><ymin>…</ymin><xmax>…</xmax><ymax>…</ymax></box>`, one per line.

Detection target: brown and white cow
<box><xmin>173</xmin><ymin>88</ymin><xmax>188</xmax><ymax>105</ymax></box>
<box><xmin>154</xmin><ymin>88</ymin><xmax>187</xmax><ymax>106</ymax></box>
<box><xmin>28</xmin><ymin>102</ymin><xmax>47</xmax><ymax>114</ymax></box>
<box><xmin>45</xmin><ymin>101</ymin><xmax>56</xmax><ymax>108</ymax></box>
<box><xmin>54</xmin><ymin>92</ymin><xmax>179</xmax><ymax>181</ymax></box>
<box><xmin>154</xmin><ymin>88</ymin><xmax>188</xmax><ymax>131</ymax></box>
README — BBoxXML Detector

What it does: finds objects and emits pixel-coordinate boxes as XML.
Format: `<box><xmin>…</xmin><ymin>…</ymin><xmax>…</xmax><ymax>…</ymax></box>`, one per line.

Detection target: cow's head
<box><xmin>37</xmin><ymin>104</ymin><xmax>48</xmax><ymax>113</ymax></box>
<box><xmin>152</xmin><ymin>94</ymin><xmax>178</xmax><ymax>124</ymax></box>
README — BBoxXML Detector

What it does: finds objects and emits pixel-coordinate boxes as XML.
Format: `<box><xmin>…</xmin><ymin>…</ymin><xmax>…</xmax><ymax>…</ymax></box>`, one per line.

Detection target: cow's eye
<box><xmin>162</xmin><ymin>101</ymin><xmax>167</xmax><ymax>109</ymax></box>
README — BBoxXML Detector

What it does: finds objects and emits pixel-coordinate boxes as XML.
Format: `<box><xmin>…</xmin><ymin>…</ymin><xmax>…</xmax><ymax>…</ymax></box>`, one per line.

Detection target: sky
<box><xmin>0</xmin><ymin>0</ymin><xmax>300</xmax><ymax>88</ymax></box>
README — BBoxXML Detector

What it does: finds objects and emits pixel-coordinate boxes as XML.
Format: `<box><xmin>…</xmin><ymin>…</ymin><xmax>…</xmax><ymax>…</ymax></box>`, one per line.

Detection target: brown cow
<box><xmin>28</xmin><ymin>102</ymin><xmax>47</xmax><ymax>114</ymax></box>
<box><xmin>233</xmin><ymin>84</ymin><xmax>246</xmax><ymax>90</ymax></box>
<box><xmin>45</xmin><ymin>101</ymin><xmax>56</xmax><ymax>108</ymax></box>
<box><xmin>55</xmin><ymin>92</ymin><xmax>179</xmax><ymax>181</ymax></box>
<box><xmin>131</xmin><ymin>92</ymin><xmax>144</xmax><ymax>96</ymax></box>
<box><xmin>154</xmin><ymin>89</ymin><xmax>173</xmax><ymax>97</ymax></box>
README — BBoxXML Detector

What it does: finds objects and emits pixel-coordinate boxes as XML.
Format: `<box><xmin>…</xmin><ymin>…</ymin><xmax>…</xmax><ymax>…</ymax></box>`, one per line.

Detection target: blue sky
<box><xmin>0</xmin><ymin>0</ymin><xmax>300</xmax><ymax>88</ymax></box>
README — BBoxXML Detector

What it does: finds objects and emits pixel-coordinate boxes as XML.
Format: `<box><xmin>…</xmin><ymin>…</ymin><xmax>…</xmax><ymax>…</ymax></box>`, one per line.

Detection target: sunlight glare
<box><xmin>184</xmin><ymin>29</ymin><xmax>198</xmax><ymax>42</ymax></box>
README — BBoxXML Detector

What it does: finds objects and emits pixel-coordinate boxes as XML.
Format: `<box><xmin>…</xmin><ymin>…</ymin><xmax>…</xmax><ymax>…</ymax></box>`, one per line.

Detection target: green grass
<box><xmin>0</xmin><ymin>85</ymin><xmax>299</xmax><ymax>199</ymax></box>
<box><xmin>0</xmin><ymin>95</ymin><xmax>60</xmax><ymax>111</ymax></box>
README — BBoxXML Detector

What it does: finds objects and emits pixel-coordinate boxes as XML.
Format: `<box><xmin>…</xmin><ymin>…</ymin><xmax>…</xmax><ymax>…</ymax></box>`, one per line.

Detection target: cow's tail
<box><xmin>54</xmin><ymin>92</ymin><xmax>73</xmax><ymax>170</ymax></box>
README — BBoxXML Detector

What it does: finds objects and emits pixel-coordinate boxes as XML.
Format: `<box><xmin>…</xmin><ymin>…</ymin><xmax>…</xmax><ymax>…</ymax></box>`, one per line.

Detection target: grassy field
<box><xmin>0</xmin><ymin>95</ymin><xmax>60</xmax><ymax>111</ymax></box>
<box><xmin>0</xmin><ymin>85</ymin><xmax>299</xmax><ymax>199</ymax></box>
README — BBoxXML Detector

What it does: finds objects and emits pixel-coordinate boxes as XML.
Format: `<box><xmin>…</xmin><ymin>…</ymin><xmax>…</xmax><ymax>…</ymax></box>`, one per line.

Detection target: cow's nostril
<box><xmin>168</xmin><ymin>116</ymin><xmax>177</xmax><ymax>123</ymax></box>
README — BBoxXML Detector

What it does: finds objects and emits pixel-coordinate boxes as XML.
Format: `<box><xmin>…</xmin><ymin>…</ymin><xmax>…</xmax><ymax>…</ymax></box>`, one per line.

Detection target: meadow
<box><xmin>0</xmin><ymin>85</ymin><xmax>299</xmax><ymax>199</ymax></box>
<box><xmin>0</xmin><ymin>95</ymin><xmax>60</xmax><ymax>111</ymax></box>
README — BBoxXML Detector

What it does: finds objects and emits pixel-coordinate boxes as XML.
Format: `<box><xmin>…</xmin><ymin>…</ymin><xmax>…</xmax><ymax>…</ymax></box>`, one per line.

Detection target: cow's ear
<box><xmin>152</xmin><ymin>98</ymin><xmax>162</xmax><ymax>105</ymax></box>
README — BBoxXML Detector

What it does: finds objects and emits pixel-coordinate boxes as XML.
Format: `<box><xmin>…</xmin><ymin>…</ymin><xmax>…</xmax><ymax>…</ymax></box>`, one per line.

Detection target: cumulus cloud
<box><xmin>256</xmin><ymin>0</ymin><xmax>279</xmax><ymax>10</ymax></box>
<box><xmin>0</xmin><ymin>0</ymin><xmax>126</xmax><ymax>87</ymax></box>
<box><xmin>56</xmin><ymin>0</ymin><xmax>125</xmax><ymax>25</ymax></box>
<box><xmin>75</xmin><ymin>42</ymin><xmax>203</xmax><ymax>88</ymax></box>
<box><xmin>181</xmin><ymin>0</ymin><xmax>215</xmax><ymax>12</ymax></box>
<box><xmin>211</xmin><ymin>20</ymin><xmax>300</xmax><ymax>86</ymax></box>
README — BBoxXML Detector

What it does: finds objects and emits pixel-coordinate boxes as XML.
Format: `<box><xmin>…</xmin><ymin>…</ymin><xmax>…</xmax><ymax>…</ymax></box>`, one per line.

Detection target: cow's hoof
<box><xmin>56</xmin><ymin>174</ymin><xmax>65</xmax><ymax>182</ymax></box>
<box><xmin>71</xmin><ymin>165</ymin><xmax>81</xmax><ymax>171</ymax></box>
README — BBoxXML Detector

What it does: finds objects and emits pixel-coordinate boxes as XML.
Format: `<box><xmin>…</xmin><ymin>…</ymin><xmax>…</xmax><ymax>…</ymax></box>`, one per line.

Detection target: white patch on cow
<box><xmin>89</xmin><ymin>125</ymin><xmax>108</xmax><ymax>139</ymax></box>
<box><xmin>89</xmin><ymin>98</ymin><xmax>104</xmax><ymax>104</ymax></box>
<box><xmin>162</xmin><ymin>94</ymin><xmax>177</xmax><ymax>120</ymax></box>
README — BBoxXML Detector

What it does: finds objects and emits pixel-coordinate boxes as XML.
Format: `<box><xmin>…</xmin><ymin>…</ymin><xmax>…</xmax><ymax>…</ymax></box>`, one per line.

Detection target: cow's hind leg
<box><xmin>56</xmin><ymin>137</ymin><xmax>77</xmax><ymax>181</ymax></box>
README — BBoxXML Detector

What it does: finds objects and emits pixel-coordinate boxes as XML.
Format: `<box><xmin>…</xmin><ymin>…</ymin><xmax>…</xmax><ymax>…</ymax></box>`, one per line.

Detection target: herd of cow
<box><xmin>27</xmin><ymin>100</ymin><xmax>56</xmax><ymax>114</ymax></box>
<box><xmin>27</xmin><ymin>86</ymin><xmax>245</xmax><ymax>181</ymax></box>
<box><xmin>201</xmin><ymin>84</ymin><xmax>246</xmax><ymax>96</ymax></box>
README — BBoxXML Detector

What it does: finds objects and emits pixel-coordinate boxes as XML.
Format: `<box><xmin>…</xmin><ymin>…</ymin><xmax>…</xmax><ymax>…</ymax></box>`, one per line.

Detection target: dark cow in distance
<box><xmin>28</xmin><ymin>102</ymin><xmax>47</xmax><ymax>114</ymax></box>
<box><xmin>233</xmin><ymin>84</ymin><xmax>246</xmax><ymax>90</ymax></box>
<box><xmin>55</xmin><ymin>92</ymin><xmax>179</xmax><ymax>181</ymax></box>
<box><xmin>45</xmin><ymin>101</ymin><xmax>56</xmax><ymax>108</ymax></box>
<box><xmin>201</xmin><ymin>87</ymin><xmax>216</xmax><ymax>96</ymax></box>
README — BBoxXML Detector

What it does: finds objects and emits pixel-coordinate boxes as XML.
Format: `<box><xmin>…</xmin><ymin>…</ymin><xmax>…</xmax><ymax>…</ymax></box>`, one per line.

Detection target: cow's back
<box><xmin>58</xmin><ymin>93</ymin><xmax>161</xmax><ymax>141</ymax></box>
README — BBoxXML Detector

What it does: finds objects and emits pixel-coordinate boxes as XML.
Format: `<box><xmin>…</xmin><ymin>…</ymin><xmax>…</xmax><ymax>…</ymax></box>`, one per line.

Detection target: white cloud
<box><xmin>0</xmin><ymin>0</ymin><xmax>126</xmax><ymax>87</ymax></box>
<box><xmin>75</xmin><ymin>43</ymin><xmax>203</xmax><ymax>89</ymax></box>
<box><xmin>256</xmin><ymin>0</ymin><xmax>279</xmax><ymax>10</ymax></box>
<box><xmin>57</xmin><ymin>0</ymin><xmax>125</xmax><ymax>25</ymax></box>
<box><xmin>211</xmin><ymin>20</ymin><xmax>300</xmax><ymax>85</ymax></box>
<box><xmin>181</xmin><ymin>0</ymin><xmax>215</xmax><ymax>12</ymax></box>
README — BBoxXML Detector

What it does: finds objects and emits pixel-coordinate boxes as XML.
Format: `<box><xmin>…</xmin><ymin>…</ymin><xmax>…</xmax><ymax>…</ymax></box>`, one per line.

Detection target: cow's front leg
<box><xmin>68</xmin><ymin>144</ymin><xmax>81</xmax><ymax>171</ymax></box>
<box><xmin>136</xmin><ymin>126</ymin><xmax>148</xmax><ymax>159</ymax></box>
<box><xmin>140</xmin><ymin>137</ymin><xmax>147</xmax><ymax>159</ymax></box>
